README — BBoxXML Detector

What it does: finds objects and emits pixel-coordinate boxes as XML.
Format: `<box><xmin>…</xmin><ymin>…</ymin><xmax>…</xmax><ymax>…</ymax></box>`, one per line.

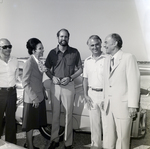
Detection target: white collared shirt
<box><xmin>0</xmin><ymin>56</ymin><xmax>19</xmax><ymax>87</ymax></box>
<box><xmin>83</xmin><ymin>54</ymin><xmax>105</xmax><ymax>88</ymax></box>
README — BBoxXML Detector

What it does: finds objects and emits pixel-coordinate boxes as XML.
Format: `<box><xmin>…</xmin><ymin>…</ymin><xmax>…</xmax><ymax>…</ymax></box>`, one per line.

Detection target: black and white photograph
<box><xmin>0</xmin><ymin>0</ymin><xmax>150</xmax><ymax>149</ymax></box>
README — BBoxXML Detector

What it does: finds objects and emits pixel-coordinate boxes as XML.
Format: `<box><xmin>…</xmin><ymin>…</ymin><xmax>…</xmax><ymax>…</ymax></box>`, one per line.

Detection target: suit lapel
<box><xmin>104</xmin><ymin>55</ymin><xmax>111</xmax><ymax>113</ymax></box>
<box><xmin>31</xmin><ymin>56</ymin><xmax>42</xmax><ymax>75</ymax></box>
<box><xmin>109</xmin><ymin>50</ymin><xmax>123</xmax><ymax>77</ymax></box>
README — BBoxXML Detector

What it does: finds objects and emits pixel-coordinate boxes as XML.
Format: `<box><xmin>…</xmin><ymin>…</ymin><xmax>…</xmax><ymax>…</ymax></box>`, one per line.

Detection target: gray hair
<box><xmin>87</xmin><ymin>35</ymin><xmax>102</xmax><ymax>45</ymax></box>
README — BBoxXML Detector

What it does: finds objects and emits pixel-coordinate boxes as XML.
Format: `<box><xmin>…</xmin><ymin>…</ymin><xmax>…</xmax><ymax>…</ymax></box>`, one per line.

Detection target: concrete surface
<box><xmin>1</xmin><ymin>110</ymin><xmax>150</xmax><ymax>149</ymax></box>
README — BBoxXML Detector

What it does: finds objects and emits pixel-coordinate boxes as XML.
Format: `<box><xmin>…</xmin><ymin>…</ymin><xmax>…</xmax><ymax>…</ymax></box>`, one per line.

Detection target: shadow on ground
<box><xmin>2</xmin><ymin>110</ymin><xmax>150</xmax><ymax>149</ymax></box>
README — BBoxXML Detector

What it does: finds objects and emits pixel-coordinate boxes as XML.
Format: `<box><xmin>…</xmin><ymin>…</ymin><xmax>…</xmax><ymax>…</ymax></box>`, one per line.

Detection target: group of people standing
<box><xmin>0</xmin><ymin>28</ymin><xmax>140</xmax><ymax>149</ymax></box>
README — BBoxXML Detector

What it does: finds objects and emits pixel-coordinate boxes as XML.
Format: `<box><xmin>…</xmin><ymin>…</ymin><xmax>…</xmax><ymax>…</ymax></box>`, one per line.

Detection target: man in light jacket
<box><xmin>103</xmin><ymin>33</ymin><xmax>140</xmax><ymax>149</ymax></box>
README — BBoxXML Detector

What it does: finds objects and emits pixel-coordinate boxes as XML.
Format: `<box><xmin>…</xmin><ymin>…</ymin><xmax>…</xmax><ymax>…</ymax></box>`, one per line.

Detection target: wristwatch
<box><xmin>69</xmin><ymin>76</ymin><xmax>73</xmax><ymax>82</ymax></box>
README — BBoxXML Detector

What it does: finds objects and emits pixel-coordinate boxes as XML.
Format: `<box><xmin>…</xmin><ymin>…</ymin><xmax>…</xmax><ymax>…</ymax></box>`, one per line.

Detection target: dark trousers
<box><xmin>0</xmin><ymin>88</ymin><xmax>17</xmax><ymax>144</ymax></box>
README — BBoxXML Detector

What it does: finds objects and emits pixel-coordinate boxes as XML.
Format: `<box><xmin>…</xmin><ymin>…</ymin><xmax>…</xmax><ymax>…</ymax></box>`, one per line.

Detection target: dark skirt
<box><xmin>22</xmin><ymin>100</ymin><xmax>47</xmax><ymax>132</ymax></box>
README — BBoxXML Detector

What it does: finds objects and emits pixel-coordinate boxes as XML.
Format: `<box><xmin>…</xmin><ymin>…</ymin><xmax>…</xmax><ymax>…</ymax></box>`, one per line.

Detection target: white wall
<box><xmin>0</xmin><ymin>0</ymin><xmax>149</xmax><ymax>61</ymax></box>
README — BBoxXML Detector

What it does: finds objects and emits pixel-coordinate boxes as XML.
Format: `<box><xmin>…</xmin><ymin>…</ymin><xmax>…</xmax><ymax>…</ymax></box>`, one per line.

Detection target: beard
<box><xmin>59</xmin><ymin>40</ymin><xmax>68</xmax><ymax>46</ymax></box>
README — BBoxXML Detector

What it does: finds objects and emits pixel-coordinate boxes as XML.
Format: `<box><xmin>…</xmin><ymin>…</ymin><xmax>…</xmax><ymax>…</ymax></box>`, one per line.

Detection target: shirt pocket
<box><xmin>65</xmin><ymin>57</ymin><xmax>75</xmax><ymax>75</ymax></box>
<box><xmin>65</xmin><ymin>57</ymin><xmax>75</xmax><ymax>66</ymax></box>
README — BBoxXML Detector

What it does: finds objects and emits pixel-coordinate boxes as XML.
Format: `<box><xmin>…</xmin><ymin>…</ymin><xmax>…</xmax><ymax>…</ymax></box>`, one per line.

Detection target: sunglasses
<box><xmin>0</xmin><ymin>45</ymin><xmax>12</xmax><ymax>49</ymax></box>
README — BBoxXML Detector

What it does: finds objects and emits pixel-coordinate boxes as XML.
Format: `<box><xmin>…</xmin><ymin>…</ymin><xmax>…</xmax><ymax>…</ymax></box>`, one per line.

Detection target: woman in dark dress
<box><xmin>22</xmin><ymin>38</ymin><xmax>47</xmax><ymax>149</ymax></box>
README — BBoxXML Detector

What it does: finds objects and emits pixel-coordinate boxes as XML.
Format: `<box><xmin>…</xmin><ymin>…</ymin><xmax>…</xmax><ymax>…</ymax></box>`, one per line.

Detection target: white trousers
<box><xmin>106</xmin><ymin>106</ymin><xmax>132</xmax><ymax>149</ymax></box>
<box><xmin>88</xmin><ymin>88</ymin><xmax>108</xmax><ymax>149</ymax></box>
<box><xmin>50</xmin><ymin>81</ymin><xmax>75</xmax><ymax>146</ymax></box>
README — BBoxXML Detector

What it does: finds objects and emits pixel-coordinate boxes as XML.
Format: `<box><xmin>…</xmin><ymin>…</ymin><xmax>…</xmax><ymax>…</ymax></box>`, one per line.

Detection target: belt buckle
<box><xmin>91</xmin><ymin>88</ymin><xmax>103</xmax><ymax>92</ymax></box>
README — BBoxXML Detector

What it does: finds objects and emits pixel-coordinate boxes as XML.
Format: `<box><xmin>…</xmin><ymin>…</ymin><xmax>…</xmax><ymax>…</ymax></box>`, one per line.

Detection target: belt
<box><xmin>90</xmin><ymin>87</ymin><xmax>103</xmax><ymax>92</ymax></box>
<box><xmin>0</xmin><ymin>86</ymin><xmax>16</xmax><ymax>91</ymax></box>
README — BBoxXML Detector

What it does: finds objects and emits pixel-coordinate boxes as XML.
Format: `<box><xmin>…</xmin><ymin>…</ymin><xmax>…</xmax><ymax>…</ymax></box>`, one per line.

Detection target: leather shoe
<box><xmin>33</xmin><ymin>147</ymin><xmax>39</xmax><ymax>149</ymax></box>
<box><xmin>64</xmin><ymin>145</ymin><xmax>72</xmax><ymax>149</ymax></box>
<box><xmin>48</xmin><ymin>141</ymin><xmax>59</xmax><ymax>149</ymax></box>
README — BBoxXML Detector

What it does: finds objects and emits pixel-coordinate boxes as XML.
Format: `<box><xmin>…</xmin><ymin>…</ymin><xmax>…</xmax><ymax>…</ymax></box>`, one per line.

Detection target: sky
<box><xmin>0</xmin><ymin>0</ymin><xmax>150</xmax><ymax>61</ymax></box>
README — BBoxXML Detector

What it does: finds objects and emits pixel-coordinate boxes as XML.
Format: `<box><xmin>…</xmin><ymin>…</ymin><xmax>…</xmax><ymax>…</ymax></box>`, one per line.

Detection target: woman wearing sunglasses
<box><xmin>22</xmin><ymin>38</ymin><xmax>47</xmax><ymax>149</ymax></box>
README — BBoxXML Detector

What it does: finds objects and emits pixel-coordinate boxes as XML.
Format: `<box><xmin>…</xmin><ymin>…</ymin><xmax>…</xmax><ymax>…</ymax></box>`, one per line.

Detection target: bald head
<box><xmin>109</xmin><ymin>33</ymin><xmax>123</xmax><ymax>49</ymax></box>
<box><xmin>0</xmin><ymin>38</ymin><xmax>11</xmax><ymax>46</ymax></box>
<box><xmin>0</xmin><ymin>38</ymin><xmax>12</xmax><ymax>57</ymax></box>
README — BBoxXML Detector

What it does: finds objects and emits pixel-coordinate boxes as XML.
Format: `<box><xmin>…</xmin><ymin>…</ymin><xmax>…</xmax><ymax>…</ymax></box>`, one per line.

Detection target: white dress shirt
<box><xmin>0</xmin><ymin>56</ymin><xmax>18</xmax><ymax>87</ymax></box>
<box><xmin>83</xmin><ymin>54</ymin><xmax>105</xmax><ymax>88</ymax></box>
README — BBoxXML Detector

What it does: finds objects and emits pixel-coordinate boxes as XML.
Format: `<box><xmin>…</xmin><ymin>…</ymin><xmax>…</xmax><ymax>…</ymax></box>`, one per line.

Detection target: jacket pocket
<box><xmin>121</xmin><ymin>95</ymin><xmax>128</xmax><ymax>102</ymax></box>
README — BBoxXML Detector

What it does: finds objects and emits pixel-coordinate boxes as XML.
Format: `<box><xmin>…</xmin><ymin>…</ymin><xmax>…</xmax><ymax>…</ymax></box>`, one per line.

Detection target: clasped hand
<box><xmin>32</xmin><ymin>100</ymin><xmax>39</xmax><ymax>108</ymax></box>
<box><xmin>52</xmin><ymin>76</ymin><xmax>70</xmax><ymax>86</ymax></box>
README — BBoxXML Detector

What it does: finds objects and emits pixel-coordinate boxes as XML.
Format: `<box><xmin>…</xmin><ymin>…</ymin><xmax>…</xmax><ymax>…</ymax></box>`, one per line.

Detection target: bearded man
<box><xmin>45</xmin><ymin>29</ymin><xmax>83</xmax><ymax>149</ymax></box>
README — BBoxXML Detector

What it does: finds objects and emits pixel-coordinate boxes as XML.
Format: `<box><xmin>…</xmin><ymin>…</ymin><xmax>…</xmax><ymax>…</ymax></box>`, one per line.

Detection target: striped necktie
<box><xmin>110</xmin><ymin>57</ymin><xmax>114</xmax><ymax>72</ymax></box>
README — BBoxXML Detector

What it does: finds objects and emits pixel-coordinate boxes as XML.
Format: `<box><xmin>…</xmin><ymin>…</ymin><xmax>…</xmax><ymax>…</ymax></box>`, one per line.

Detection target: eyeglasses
<box><xmin>0</xmin><ymin>45</ymin><xmax>12</xmax><ymax>49</ymax></box>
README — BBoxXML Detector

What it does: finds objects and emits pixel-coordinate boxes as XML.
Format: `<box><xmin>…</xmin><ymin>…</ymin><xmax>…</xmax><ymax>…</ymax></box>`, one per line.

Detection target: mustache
<box><xmin>61</xmin><ymin>40</ymin><xmax>67</xmax><ymax>42</ymax></box>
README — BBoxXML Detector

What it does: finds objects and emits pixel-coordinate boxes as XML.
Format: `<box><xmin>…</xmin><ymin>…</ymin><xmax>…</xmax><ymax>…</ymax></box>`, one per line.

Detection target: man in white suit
<box><xmin>103</xmin><ymin>33</ymin><xmax>140</xmax><ymax>149</ymax></box>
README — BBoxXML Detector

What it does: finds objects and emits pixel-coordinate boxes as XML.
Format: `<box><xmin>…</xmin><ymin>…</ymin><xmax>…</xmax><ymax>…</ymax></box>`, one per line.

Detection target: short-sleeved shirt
<box><xmin>83</xmin><ymin>54</ymin><xmax>105</xmax><ymax>88</ymax></box>
<box><xmin>45</xmin><ymin>45</ymin><xmax>82</xmax><ymax>78</ymax></box>
<box><xmin>0</xmin><ymin>56</ymin><xmax>18</xmax><ymax>87</ymax></box>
